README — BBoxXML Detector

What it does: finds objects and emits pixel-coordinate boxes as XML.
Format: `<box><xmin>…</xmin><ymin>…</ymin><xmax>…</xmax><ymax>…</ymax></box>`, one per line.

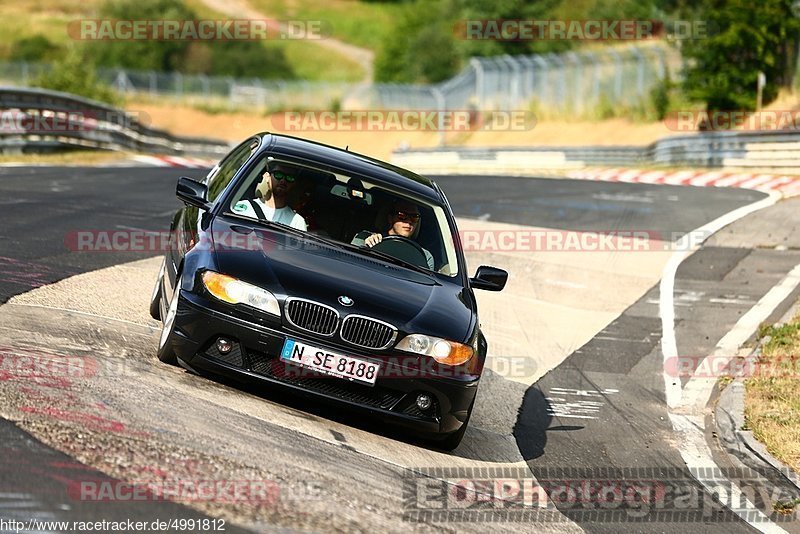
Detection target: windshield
<box><xmin>225</xmin><ymin>155</ymin><xmax>460</xmax><ymax>276</ymax></box>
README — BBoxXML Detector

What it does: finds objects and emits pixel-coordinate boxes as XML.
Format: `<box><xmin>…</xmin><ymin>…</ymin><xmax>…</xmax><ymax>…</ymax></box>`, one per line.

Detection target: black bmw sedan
<box><xmin>150</xmin><ymin>133</ymin><xmax>507</xmax><ymax>449</ymax></box>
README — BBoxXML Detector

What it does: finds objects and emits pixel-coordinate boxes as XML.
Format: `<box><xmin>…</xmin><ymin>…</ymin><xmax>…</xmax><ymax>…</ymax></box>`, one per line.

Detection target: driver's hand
<box><xmin>364</xmin><ymin>233</ymin><xmax>382</xmax><ymax>247</ymax></box>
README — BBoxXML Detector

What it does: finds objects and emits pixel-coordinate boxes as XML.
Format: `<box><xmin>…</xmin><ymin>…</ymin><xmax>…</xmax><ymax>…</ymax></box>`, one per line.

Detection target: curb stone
<box><xmin>714</xmin><ymin>299</ymin><xmax>800</xmax><ymax>503</ymax></box>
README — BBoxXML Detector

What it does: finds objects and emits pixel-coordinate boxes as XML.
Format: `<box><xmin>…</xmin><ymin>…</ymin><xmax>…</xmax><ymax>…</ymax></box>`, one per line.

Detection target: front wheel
<box><xmin>149</xmin><ymin>259</ymin><xmax>165</xmax><ymax>320</ymax></box>
<box><xmin>156</xmin><ymin>274</ymin><xmax>182</xmax><ymax>365</ymax></box>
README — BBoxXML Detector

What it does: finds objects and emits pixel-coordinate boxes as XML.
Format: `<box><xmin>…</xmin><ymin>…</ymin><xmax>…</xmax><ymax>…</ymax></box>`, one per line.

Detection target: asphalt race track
<box><xmin>0</xmin><ymin>165</ymin><xmax>798</xmax><ymax>532</ymax></box>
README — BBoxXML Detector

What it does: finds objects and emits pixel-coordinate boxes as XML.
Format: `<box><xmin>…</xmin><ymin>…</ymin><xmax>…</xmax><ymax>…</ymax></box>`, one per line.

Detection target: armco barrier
<box><xmin>0</xmin><ymin>87</ymin><xmax>231</xmax><ymax>157</ymax></box>
<box><xmin>391</xmin><ymin>130</ymin><xmax>800</xmax><ymax>175</ymax></box>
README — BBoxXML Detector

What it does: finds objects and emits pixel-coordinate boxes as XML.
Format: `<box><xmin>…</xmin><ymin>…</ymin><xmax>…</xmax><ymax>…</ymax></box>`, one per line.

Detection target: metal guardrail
<box><xmin>391</xmin><ymin>130</ymin><xmax>800</xmax><ymax>175</ymax></box>
<box><xmin>0</xmin><ymin>87</ymin><xmax>232</xmax><ymax>157</ymax></box>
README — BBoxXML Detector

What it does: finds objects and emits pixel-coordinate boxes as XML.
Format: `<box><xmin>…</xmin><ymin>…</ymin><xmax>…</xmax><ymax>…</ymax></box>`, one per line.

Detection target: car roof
<box><xmin>256</xmin><ymin>133</ymin><xmax>442</xmax><ymax>203</ymax></box>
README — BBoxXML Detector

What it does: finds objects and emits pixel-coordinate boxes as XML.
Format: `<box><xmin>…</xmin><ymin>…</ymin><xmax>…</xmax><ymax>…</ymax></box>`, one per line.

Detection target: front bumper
<box><xmin>169</xmin><ymin>290</ymin><xmax>480</xmax><ymax>439</ymax></box>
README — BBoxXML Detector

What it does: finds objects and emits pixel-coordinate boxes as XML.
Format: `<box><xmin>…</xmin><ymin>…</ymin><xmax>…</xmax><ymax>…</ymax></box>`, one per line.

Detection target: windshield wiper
<box><xmin>311</xmin><ymin>238</ymin><xmax>434</xmax><ymax>276</ymax></box>
<box><xmin>352</xmin><ymin>245</ymin><xmax>434</xmax><ymax>276</ymax></box>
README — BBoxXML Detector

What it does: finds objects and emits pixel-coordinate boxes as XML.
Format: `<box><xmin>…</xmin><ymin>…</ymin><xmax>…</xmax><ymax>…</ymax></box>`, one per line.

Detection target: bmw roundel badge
<box><xmin>338</xmin><ymin>295</ymin><xmax>354</xmax><ymax>306</ymax></box>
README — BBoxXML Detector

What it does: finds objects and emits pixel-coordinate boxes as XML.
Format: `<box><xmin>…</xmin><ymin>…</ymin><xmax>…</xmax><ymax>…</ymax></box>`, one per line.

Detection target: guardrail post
<box><xmin>470</xmin><ymin>58</ymin><xmax>484</xmax><ymax>111</ymax></box>
<box><xmin>432</xmin><ymin>87</ymin><xmax>446</xmax><ymax>147</ymax></box>
<box><xmin>631</xmin><ymin>47</ymin><xmax>645</xmax><ymax>97</ymax></box>
<box><xmin>606</xmin><ymin>48</ymin><xmax>623</xmax><ymax>102</ymax></box>
<box><xmin>654</xmin><ymin>46</ymin><xmax>667</xmax><ymax>79</ymax></box>
<box><xmin>518</xmin><ymin>56</ymin><xmax>534</xmax><ymax>102</ymax></box>
<box><xmin>545</xmin><ymin>53</ymin><xmax>566</xmax><ymax>111</ymax></box>
<box><xmin>532</xmin><ymin>55</ymin><xmax>548</xmax><ymax>106</ymax></box>
<box><xmin>500</xmin><ymin>55</ymin><xmax>521</xmax><ymax>110</ymax></box>
<box><xmin>566</xmin><ymin>51</ymin><xmax>581</xmax><ymax>115</ymax></box>
<box><xmin>580</xmin><ymin>51</ymin><xmax>601</xmax><ymax>109</ymax></box>
<box><xmin>201</xmin><ymin>74</ymin><xmax>210</xmax><ymax>98</ymax></box>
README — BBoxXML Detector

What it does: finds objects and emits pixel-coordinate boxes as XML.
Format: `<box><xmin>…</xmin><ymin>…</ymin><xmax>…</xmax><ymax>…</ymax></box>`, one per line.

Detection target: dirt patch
<box><xmin>132</xmin><ymin>101</ymin><xmax>673</xmax><ymax>161</ymax></box>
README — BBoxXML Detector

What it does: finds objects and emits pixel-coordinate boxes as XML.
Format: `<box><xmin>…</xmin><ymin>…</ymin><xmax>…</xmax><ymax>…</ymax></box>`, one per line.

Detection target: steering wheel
<box><xmin>371</xmin><ymin>235</ymin><xmax>429</xmax><ymax>269</ymax></box>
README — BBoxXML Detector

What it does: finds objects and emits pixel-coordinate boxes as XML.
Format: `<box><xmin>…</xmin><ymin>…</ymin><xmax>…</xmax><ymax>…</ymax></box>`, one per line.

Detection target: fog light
<box><xmin>416</xmin><ymin>393</ymin><xmax>433</xmax><ymax>411</ymax></box>
<box><xmin>216</xmin><ymin>338</ymin><xmax>233</xmax><ymax>354</ymax></box>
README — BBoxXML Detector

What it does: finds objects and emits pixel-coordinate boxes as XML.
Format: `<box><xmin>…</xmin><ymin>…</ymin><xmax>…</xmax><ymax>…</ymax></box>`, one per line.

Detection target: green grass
<box><xmin>182</xmin><ymin>0</ymin><xmax>364</xmax><ymax>80</ymax></box>
<box><xmin>1</xmin><ymin>0</ymin><xmax>103</xmax><ymax>57</ymax></box>
<box><xmin>247</xmin><ymin>0</ymin><xmax>403</xmax><ymax>51</ymax></box>
<box><xmin>745</xmin><ymin>313</ymin><xmax>800</xmax><ymax>476</ymax></box>
<box><xmin>279</xmin><ymin>41</ymin><xmax>363</xmax><ymax>81</ymax></box>
<box><xmin>1</xmin><ymin>0</ymin><xmax>364</xmax><ymax>82</ymax></box>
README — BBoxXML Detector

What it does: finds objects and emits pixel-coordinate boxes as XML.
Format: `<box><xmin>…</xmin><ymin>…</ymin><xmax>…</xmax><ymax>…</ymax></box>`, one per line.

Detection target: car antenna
<box><xmin>345</xmin><ymin>145</ymin><xmax>349</xmax><ymax>151</ymax></box>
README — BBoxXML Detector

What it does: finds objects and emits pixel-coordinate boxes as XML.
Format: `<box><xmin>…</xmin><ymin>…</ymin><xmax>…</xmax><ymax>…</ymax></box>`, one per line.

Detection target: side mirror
<box><xmin>470</xmin><ymin>265</ymin><xmax>508</xmax><ymax>291</ymax></box>
<box><xmin>176</xmin><ymin>176</ymin><xmax>212</xmax><ymax>210</ymax></box>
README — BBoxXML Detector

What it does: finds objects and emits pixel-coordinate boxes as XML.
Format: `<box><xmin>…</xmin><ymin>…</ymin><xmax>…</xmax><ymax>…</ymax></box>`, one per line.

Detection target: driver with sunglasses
<box><xmin>233</xmin><ymin>163</ymin><xmax>308</xmax><ymax>231</ymax></box>
<box><xmin>354</xmin><ymin>199</ymin><xmax>434</xmax><ymax>270</ymax></box>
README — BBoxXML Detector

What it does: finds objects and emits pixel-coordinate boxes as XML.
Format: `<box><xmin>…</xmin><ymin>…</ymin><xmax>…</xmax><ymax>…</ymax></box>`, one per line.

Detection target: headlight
<box><xmin>396</xmin><ymin>334</ymin><xmax>474</xmax><ymax>366</ymax></box>
<box><xmin>201</xmin><ymin>271</ymin><xmax>280</xmax><ymax>316</ymax></box>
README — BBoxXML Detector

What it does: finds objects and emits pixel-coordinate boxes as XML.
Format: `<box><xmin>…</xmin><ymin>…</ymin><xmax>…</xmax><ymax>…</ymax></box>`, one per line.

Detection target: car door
<box><xmin>162</xmin><ymin>137</ymin><xmax>259</xmax><ymax>304</ymax></box>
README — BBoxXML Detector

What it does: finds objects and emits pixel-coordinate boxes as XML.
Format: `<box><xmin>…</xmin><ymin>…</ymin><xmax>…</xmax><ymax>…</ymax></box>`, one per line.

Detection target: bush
<box><xmin>10</xmin><ymin>35</ymin><xmax>61</xmax><ymax>62</ymax></box>
<box><xmin>85</xmin><ymin>0</ymin><xmax>296</xmax><ymax>80</ymax></box>
<box><xmin>33</xmin><ymin>47</ymin><xmax>121</xmax><ymax>106</ymax></box>
<box><xmin>209</xmin><ymin>41</ymin><xmax>295</xmax><ymax>80</ymax></box>
<box><xmin>650</xmin><ymin>73</ymin><xmax>672</xmax><ymax>121</ymax></box>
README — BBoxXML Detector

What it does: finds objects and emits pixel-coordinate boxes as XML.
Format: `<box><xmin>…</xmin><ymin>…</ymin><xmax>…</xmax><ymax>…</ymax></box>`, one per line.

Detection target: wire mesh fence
<box><xmin>364</xmin><ymin>44</ymin><xmax>680</xmax><ymax>114</ymax></box>
<box><xmin>0</xmin><ymin>43</ymin><xmax>680</xmax><ymax>115</ymax></box>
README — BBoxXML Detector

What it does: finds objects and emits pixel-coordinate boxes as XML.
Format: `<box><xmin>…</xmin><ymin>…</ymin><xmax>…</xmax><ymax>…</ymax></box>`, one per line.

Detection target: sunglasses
<box><xmin>394</xmin><ymin>210</ymin><xmax>420</xmax><ymax>223</ymax></box>
<box><xmin>269</xmin><ymin>170</ymin><xmax>295</xmax><ymax>183</ymax></box>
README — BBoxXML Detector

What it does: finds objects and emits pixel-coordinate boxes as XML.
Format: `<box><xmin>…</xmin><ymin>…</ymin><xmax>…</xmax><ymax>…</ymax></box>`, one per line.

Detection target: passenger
<box><xmin>233</xmin><ymin>163</ymin><xmax>307</xmax><ymax>231</ymax></box>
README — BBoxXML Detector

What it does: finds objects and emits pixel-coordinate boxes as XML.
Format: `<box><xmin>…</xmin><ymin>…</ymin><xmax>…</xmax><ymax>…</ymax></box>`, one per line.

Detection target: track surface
<box><xmin>0</xmin><ymin>166</ymin><xmax>796</xmax><ymax>531</ymax></box>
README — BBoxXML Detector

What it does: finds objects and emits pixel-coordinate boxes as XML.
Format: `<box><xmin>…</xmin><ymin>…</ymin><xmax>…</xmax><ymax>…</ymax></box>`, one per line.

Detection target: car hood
<box><xmin>211</xmin><ymin>217</ymin><xmax>474</xmax><ymax>342</ymax></box>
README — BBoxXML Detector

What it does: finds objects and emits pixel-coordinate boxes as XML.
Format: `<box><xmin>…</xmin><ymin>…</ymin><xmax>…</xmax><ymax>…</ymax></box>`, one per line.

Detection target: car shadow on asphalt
<box><xmin>182</xmin><ymin>365</ymin><xmax>522</xmax><ymax>463</ymax></box>
<box><xmin>513</xmin><ymin>386</ymin><xmax>582</xmax><ymax>461</ymax></box>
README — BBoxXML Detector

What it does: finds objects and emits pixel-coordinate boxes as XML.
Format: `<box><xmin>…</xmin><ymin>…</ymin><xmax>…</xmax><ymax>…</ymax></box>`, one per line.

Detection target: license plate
<box><xmin>280</xmin><ymin>338</ymin><xmax>380</xmax><ymax>386</ymax></box>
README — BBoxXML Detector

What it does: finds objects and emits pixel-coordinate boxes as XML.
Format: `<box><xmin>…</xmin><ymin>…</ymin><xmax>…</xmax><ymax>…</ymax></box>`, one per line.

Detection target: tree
<box><xmin>679</xmin><ymin>0</ymin><xmax>800</xmax><ymax>111</ymax></box>
<box><xmin>458</xmin><ymin>0</ymin><xmax>564</xmax><ymax>56</ymax></box>
<box><xmin>375</xmin><ymin>0</ymin><xmax>461</xmax><ymax>83</ymax></box>
<box><xmin>87</xmin><ymin>0</ymin><xmax>196</xmax><ymax>72</ymax></box>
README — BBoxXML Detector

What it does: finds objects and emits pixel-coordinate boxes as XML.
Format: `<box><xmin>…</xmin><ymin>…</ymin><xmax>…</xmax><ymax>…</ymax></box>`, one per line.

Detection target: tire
<box><xmin>156</xmin><ymin>274</ymin><xmax>181</xmax><ymax>365</ymax></box>
<box><xmin>435</xmin><ymin>399</ymin><xmax>475</xmax><ymax>451</ymax></box>
<box><xmin>149</xmin><ymin>259</ymin><xmax>165</xmax><ymax>321</ymax></box>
